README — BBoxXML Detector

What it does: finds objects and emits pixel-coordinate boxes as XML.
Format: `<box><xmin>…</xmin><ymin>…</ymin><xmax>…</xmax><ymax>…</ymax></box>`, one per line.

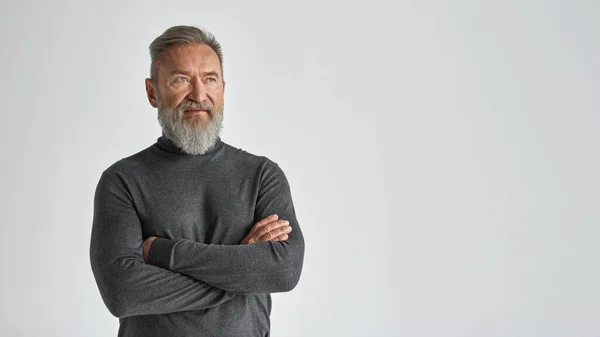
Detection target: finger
<box><xmin>259</xmin><ymin>220</ymin><xmax>289</xmax><ymax>237</ymax></box>
<box><xmin>251</xmin><ymin>218</ymin><xmax>288</xmax><ymax>237</ymax></box>
<box><xmin>256</xmin><ymin>214</ymin><xmax>278</xmax><ymax>227</ymax></box>
<box><xmin>273</xmin><ymin>234</ymin><xmax>289</xmax><ymax>241</ymax></box>
<box><xmin>243</xmin><ymin>235</ymin><xmax>258</xmax><ymax>244</ymax></box>
<box><xmin>244</xmin><ymin>224</ymin><xmax>290</xmax><ymax>244</ymax></box>
<box><xmin>248</xmin><ymin>215</ymin><xmax>279</xmax><ymax>236</ymax></box>
<box><xmin>258</xmin><ymin>224</ymin><xmax>292</xmax><ymax>242</ymax></box>
<box><xmin>266</xmin><ymin>233</ymin><xmax>289</xmax><ymax>242</ymax></box>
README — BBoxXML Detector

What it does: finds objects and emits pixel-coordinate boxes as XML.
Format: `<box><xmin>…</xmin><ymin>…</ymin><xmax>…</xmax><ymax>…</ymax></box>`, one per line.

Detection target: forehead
<box><xmin>157</xmin><ymin>43</ymin><xmax>221</xmax><ymax>75</ymax></box>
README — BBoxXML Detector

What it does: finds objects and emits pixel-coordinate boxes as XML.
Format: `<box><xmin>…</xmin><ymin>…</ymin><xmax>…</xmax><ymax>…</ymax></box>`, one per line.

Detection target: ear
<box><xmin>223</xmin><ymin>80</ymin><xmax>226</xmax><ymax>92</ymax></box>
<box><xmin>145</xmin><ymin>78</ymin><xmax>158</xmax><ymax>108</ymax></box>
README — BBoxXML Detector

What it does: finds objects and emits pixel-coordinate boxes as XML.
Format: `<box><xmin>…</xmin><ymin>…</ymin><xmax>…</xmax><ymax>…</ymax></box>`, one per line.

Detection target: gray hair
<box><xmin>149</xmin><ymin>25</ymin><xmax>224</xmax><ymax>81</ymax></box>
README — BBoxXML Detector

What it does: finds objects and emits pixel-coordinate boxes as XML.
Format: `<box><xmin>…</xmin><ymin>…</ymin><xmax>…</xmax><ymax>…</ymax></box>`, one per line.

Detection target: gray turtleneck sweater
<box><xmin>89</xmin><ymin>135</ymin><xmax>305</xmax><ymax>337</ymax></box>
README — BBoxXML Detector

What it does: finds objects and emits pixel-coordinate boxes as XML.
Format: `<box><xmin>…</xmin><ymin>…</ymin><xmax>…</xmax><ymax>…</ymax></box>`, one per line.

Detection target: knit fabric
<box><xmin>90</xmin><ymin>135</ymin><xmax>304</xmax><ymax>337</ymax></box>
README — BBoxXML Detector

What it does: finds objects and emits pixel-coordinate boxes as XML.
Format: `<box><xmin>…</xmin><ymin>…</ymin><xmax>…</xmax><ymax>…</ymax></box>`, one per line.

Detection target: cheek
<box><xmin>160</xmin><ymin>91</ymin><xmax>188</xmax><ymax>109</ymax></box>
<box><xmin>211</xmin><ymin>90</ymin><xmax>225</xmax><ymax>106</ymax></box>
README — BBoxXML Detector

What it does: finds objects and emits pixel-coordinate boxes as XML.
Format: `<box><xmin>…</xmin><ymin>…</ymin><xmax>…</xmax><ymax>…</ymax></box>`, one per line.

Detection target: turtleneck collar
<box><xmin>155</xmin><ymin>132</ymin><xmax>225</xmax><ymax>156</ymax></box>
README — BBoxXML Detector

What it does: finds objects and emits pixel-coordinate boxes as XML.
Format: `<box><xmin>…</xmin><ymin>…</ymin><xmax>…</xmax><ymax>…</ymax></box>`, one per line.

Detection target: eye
<box><xmin>174</xmin><ymin>76</ymin><xmax>188</xmax><ymax>83</ymax></box>
<box><xmin>206</xmin><ymin>77</ymin><xmax>217</xmax><ymax>84</ymax></box>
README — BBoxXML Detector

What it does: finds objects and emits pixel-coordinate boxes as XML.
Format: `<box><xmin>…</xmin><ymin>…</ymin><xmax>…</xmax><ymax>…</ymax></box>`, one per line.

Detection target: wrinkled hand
<box><xmin>142</xmin><ymin>236</ymin><xmax>157</xmax><ymax>262</ymax></box>
<box><xmin>241</xmin><ymin>214</ymin><xmax>292</xmax><ymax>244</ymax></box>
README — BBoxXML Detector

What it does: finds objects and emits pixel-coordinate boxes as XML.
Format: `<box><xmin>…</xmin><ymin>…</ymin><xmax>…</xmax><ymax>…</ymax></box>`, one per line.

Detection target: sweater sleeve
<box><xmin>89</xmin><ymin>170</ymin><xmax>235</xmax><ymax>318</ymax></box>
<box><xmin>146</xmin><ymin>161</ymin><xmax>305</xmax><ymax>295</ymax></box>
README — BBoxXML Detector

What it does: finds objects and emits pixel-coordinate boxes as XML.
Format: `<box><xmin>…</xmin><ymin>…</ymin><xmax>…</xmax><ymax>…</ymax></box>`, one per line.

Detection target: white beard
<box><xmin>157</xmin><ymin>100</ymin><xmax>224</xmax><ymax>155</ymax></box>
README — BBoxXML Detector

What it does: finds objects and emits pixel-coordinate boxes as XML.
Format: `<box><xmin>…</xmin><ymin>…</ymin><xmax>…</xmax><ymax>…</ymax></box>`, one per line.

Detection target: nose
<box><xmin>187</xmin><ymin>78</ymin><xmax>208</xmax><ymax>103</ymax></box>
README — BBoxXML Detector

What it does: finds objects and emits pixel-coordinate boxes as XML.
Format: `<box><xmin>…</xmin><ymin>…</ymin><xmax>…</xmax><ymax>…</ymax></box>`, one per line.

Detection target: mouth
<box><xmin>183</xmin><ymin>109</ymin><xmax>209</xmax><ymax>116</ymax></box>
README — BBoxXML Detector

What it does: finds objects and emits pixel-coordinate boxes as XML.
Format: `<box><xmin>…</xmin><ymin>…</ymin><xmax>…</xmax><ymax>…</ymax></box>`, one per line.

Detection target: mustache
<box><xmin>177</xmin><ymin>100</ymin><xmax>213</xmax><ymax>112</ymax></box>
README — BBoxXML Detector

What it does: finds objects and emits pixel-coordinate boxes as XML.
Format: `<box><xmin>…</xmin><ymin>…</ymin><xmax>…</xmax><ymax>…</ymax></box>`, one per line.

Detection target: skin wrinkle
<box><xmin>90</xmin><ymin>27</ymin><xmax>303</xmax><ymax>336</ymax></box>
<box><xmin>146</xmin><ymin>43</ymin><xmax>226</xmax><ymax>155</ymax></box>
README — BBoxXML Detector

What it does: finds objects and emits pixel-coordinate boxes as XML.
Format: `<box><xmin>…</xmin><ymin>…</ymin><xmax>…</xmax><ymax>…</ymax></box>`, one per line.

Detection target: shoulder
<box><xmin>221</xmin><ymin>142</ymin><xmax>280</xmax><ymax>171</ymax></box>
<box><xmin>220</xmin><ymin>142</ymin><xmax>291</xmax><ymax>187</ymax></box>
<box><xmin>100</xmin><ymin>145</ymin><xmax>155</xmax><ymax>181</ymax></box>
<box><xmin>225</xmin><ymin>142</ymin><xmax>291</xmax><ymax>182</ymax></box>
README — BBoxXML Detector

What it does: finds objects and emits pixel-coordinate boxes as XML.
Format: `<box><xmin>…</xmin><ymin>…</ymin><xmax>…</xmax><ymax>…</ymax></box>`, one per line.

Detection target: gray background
<box><xmin>1</xmin><ymin>0</ymin><xmax>598</xmax><ymax>336</ymax></box>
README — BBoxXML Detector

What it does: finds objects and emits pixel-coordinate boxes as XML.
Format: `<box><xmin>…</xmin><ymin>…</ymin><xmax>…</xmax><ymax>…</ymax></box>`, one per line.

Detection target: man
<box><xmin>90</xmin><ymin>25</ymin><xmax>305</xmax><ymax>337</ymax></box>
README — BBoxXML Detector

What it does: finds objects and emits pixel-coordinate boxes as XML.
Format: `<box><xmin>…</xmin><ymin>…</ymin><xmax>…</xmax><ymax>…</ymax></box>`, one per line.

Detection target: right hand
<box><xmin>240</xmin><ymin>214</ymin><xmax>292</xmax><ymax>244</ymax></box>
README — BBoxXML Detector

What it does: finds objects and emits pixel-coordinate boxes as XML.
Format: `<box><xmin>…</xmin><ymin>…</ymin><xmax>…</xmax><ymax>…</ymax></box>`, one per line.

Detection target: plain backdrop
<box><xmin>1</xmin><ymin>0</ymin><xmax>598</xmax><ymax>336</ymax></box>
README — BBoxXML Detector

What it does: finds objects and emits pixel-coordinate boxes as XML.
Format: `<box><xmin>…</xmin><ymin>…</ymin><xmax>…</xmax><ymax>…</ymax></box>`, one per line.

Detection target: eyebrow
<box><xmin>169</xmin><ymin>70</ymin><xmax>220</xmax><ymax>78</ymax></box>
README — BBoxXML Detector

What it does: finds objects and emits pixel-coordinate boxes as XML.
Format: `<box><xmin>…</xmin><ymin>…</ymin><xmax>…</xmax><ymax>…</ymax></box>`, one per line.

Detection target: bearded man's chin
<box><xmin>182</xmin><ymin>114</ymin><xmax>212</xmax><ymax>127</ymax></box>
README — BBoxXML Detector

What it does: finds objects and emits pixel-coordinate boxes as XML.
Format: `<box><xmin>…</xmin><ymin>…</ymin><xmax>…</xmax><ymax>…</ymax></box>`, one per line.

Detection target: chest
<box><xmin>133</xmin><ymin>167</ymin><xmax>260</xmax><ymax>244</ymax></box>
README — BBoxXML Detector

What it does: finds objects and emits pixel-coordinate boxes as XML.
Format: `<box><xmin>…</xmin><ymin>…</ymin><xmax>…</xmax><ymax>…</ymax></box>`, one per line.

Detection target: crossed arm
<box><xmin>142</xmin><ymin>214</ymin><xmax>291</xmax><ymax>262</ymax></box>
<box><xmin>143</xmin><ymin>218</ymin><xmax>303</xmax><ymax>294</ymax></box>
<box><xmin>89</xmin><ymin>162</ymin><xmax>304</xmax><ymax>318</ymax></box>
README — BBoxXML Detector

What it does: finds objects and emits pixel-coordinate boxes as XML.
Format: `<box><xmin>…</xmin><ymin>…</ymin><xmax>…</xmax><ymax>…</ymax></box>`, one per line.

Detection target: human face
<box><xmin>146</xmin><ymin>43</ymin><xmax>225</xmax><ymax>123</ymax></box>
<box><xmin>145</xmin><ymin>43</ymin><xmax>226</xmax><ymax>154</ymax></box>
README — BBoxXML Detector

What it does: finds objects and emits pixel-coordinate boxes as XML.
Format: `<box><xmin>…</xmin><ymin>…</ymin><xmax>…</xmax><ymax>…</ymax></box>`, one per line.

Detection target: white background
<box><xmin>1</xmin><ymin>0</ymin><xmax>599</xmax><ymax>336</ymax></box>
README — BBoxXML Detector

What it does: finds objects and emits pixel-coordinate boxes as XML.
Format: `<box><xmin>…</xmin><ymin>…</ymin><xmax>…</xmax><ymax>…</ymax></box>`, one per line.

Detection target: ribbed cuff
<box><xmin>146</xmin><ymin>237</ymin><xmax>174</xmax><ymax>269</ymax></box>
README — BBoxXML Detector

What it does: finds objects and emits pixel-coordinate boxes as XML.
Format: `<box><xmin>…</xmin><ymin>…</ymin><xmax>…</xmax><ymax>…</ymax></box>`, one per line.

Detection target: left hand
<box><xmin>142</xmin><ymin>236</ymin><xmax>157</xmax><ymax>262</ymax></box>
<box><xmin>240</xmin><ymin>214</ymin><xmax>292</xmax><ymax>244</ymax></box>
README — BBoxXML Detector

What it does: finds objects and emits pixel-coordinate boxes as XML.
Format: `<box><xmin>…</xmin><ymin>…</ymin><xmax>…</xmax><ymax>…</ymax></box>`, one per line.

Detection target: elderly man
<box><xmin>90</xmin><ymin>25</ymin><xmax>305</xmax><ymax>337</ymax></box>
